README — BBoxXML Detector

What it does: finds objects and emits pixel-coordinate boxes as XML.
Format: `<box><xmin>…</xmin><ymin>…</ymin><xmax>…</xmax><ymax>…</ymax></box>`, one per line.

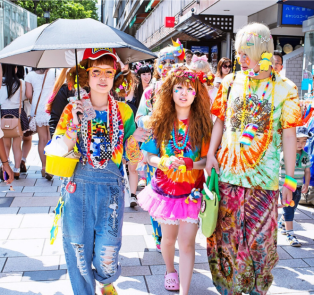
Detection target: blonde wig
<box><xmin>235</xmin><ymin>22</ymin><xmax>274</xmax><ymax>62</ymax></box>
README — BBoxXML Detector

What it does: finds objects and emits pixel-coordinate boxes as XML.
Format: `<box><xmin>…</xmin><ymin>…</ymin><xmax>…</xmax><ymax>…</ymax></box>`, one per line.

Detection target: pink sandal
<box><xmin>164</xmin><ymin>270</ymin><xmax>180</xmax><ymax>291</ymax></box>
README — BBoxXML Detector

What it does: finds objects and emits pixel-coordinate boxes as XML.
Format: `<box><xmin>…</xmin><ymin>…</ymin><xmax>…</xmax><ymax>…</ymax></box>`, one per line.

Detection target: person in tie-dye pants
<box><xmin>205</xmin><ymin>22</ymin><xmax>302</xmax><ymax>295</ymax></box>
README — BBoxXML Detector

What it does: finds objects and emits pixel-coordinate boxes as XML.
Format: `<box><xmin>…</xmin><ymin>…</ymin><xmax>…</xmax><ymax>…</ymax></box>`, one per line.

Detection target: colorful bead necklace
<box><xmin>247</xmin><ymin>71</ymin><xmax>273</xmax><ymax>117</ymax></box>
<box><xmin>240</xmin><ymin>72</ymin><xmax>276</xmax><ymax>168</ymax></box>
<box><xmin>171</xmin><ymin>120</ymin><xmax>189</xmax><ymax>152</ymax></box>
<box><xmin>81</xmin><ymin>95</ymin><xmax>123</xmax><ymax>169</ymax></box>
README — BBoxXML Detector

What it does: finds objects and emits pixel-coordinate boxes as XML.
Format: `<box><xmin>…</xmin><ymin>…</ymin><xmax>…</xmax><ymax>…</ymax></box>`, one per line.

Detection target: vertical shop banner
<box><xmin>211</xmin><ymin>45</ymin><xmax>218</xmax><ymax>72</ymax></box>
<box><xmin>282</xmin><ymin>4</ymin><xmax>314</xmax><ymax>26</ymax></box>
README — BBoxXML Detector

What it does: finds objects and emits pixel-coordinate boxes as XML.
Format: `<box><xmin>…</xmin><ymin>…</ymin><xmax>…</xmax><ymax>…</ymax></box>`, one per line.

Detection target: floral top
<box><xmin>142</xmin><ymin>119</ymin><xmax>209</xmax><ymax>196</ymax></box>
<box><xmin>211</xmin><ymin>72</ymin><xmax>302</xmax><ymax>190</ymax></box>
<box><xmin>54</xmin><ymin>95</ymin><xmax>136</xmax><ymax>175</ymax></box>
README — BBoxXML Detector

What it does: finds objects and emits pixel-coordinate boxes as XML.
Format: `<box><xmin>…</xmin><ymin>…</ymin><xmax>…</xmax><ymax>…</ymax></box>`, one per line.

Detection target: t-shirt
<box><xmin>0</xmin><ymin>79</ymin><xmax>27</xmax><ymax>109</ymax></box>
<box><xmin>211</xmin><ymin>72</ymin><xmax>302</xmax><ymax>190</ymax></box>
<box><xmin>141</xmin><ymin>119</ymin><xmax>209</xmax><ymax>196</ymax></box>
<box><xmin>25</xmin><ymin>69</ymin><xmax>60</xmax><ymax>117</ymax></box>
<box><xmin>0</xmin><ymin>127</ymin><xmax>3</xmax><ymax>139</ymax></box>
<box><xmin>54</xmin><ymin>98</ymin><xmax>136</xmax><ymax>175</ymax></box>
<box><xmin>279</xmin><ymin>150</ymin><xmax>311</xmax><ymax>187</ymax></box>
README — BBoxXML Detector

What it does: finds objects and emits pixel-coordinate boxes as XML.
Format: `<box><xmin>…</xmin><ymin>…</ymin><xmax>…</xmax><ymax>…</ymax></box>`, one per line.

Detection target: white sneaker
<box><xmin>130</xmin><ymin>194</ymin><xmax>138</xmax><ymax>208</ymax></box>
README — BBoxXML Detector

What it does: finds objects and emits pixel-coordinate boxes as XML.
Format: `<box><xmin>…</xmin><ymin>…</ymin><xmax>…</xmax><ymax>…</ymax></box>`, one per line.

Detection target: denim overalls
<box><xmin>61</xmin><ymin>131</ymin><xmax>125</xmax><ymax>295</ymax></box>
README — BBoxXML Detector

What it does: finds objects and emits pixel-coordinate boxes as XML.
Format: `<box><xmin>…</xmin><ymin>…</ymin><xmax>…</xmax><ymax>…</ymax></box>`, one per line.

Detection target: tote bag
<box><xmin>199</xmin><ymin>168</ymin><xmax>221</xmax><ymax>237</ymax></box>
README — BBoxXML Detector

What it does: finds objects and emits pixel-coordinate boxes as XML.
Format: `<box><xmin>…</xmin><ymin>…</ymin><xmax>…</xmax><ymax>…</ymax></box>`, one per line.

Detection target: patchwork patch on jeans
<box><xmin>108</xmin><ymin>187</ymin><xmax>119</xmax><ymax>237</ymax></box>
<box><xmin>100</xmin><ymin>245</ymin><xmax>118</xmax><ymax>279</ymax></box>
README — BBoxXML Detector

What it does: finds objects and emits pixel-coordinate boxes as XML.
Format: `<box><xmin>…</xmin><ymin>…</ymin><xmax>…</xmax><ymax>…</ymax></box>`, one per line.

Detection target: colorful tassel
<box><xmin>239</xmin><ymin>123</ymin><xmax>258</xmax><ymax>146</ymax></box>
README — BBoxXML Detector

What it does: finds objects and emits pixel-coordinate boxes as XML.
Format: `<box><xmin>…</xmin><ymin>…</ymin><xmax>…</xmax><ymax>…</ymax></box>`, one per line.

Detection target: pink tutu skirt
<box><xmin>137</xmin><ymin>184</ymin><xmax>201</xmax><ymax>220</ymax></box>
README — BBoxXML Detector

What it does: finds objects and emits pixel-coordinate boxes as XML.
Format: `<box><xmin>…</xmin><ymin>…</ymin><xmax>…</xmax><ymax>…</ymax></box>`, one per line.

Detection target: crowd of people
<box><xmin>0</xmin><ymin>21</ymin><xmax>312</xmax><ymax>295</ymax></box>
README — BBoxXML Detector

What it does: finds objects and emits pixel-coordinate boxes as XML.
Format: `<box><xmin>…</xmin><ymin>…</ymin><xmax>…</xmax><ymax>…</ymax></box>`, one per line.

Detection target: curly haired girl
<box><xmin>137</xmin><ymin>66</ymin><xmax>212</xmax><ymax>294</ymax></box>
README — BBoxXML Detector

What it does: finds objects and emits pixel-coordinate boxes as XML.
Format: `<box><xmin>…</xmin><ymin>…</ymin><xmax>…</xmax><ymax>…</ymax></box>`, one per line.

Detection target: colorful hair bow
<box><xmin>259</xmin><ymin>52</ymin><xmax>273</xmax><ymax>71</ymax></box>
<box><xmin>191</xmin><ymin>55</ymin><xmax>208</xmax><ymax>63</ymax></box>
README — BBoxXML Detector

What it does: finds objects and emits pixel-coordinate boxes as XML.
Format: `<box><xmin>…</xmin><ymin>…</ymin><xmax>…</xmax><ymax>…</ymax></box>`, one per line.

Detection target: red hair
<box><xmin>148</xmin><ymin>67</ymin><xmax>213</xmax><ymax>149</ymax></box>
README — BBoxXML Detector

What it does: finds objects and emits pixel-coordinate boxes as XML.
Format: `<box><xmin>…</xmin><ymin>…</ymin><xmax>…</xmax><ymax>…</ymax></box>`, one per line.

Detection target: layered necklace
<box><xmin>80</xmin><ymin>94</ymin><xmax>123</xmax><ymax>169</ymax></box>
<box><xmin>171</xmin><ymin>120</ymin><xmax>189</xmax><ymax>156</ymax></box>
<box><xmin>240</xmin><ymin>70</ymin><xmax>276</xmax><ymax>168</ymax></box>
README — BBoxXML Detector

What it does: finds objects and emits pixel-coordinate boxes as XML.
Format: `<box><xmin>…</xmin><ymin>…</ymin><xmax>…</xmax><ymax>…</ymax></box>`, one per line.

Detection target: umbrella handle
<box><xmin>75</xmin><ymin>49</ymin><xmax>82</xmax><ymax>123</ymax></box>
<box><xmin>75</xmin><ymin>49</ymin><xmax>81</xmax><ymax>101</ymax></box>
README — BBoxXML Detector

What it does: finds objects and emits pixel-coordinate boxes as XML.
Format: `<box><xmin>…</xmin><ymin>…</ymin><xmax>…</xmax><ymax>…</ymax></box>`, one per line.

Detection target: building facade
<box><xmin>0</xmin><ymin>0</ymin><xmax>37</xmax><ymax>51</ymax></box>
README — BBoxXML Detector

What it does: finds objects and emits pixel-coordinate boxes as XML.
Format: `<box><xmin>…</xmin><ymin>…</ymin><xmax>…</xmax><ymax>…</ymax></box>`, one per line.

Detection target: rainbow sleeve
<box><xmin>283</xmin><ymin>175</ymin><xmax>297</xmax><ymax>192</ymax></box>
<box><xmin>54</xmin><ymin>104</ymin><xmax>74</xmax><ymax>137</ymax></box>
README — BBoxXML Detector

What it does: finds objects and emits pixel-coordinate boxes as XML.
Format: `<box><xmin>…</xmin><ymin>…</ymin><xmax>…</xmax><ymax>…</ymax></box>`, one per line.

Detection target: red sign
<box><xmin>165</xmin><ymin>17</ymin><xmax>175</xmax><ymax>28</ymax></box>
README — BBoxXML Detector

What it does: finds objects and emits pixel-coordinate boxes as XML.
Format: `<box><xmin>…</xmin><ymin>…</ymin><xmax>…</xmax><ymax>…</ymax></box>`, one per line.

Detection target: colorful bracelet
<box><xmin>180</xmin><ymin>157</ymin><xmax>193</xmax><ymax>171</ymax></box>
<box><xmin>125</xmin><ymin>135</ymin><xmax>143</xmax><ymax>164</ymax></box>
<box><xmin>65</xmin><ymin>132</ymin><xmax>76</xmax><ymax>141</ymax></box>
<box><xmin>158</xmin><ymin>156</ymin><xmax>170</xmax><ymax>171</ymax></box>
<box><xmin>283</xmin><ymin>175</ymin><xmax>297</xmax><ymax>192</ymax></box>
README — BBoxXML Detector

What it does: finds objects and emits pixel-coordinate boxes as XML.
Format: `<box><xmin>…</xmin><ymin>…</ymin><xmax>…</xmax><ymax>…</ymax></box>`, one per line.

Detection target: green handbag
<box><xmin>199</xmin><ymin>168</ymin><xmax>221</xmax><ymax>238</ymax></box>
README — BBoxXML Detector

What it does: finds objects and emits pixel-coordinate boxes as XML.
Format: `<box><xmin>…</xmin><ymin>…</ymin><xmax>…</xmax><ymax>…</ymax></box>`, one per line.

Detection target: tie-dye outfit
<box><xmin>137</xmin><ymin>119</ymin><xmax>209</xmax><ymax>224</ymax></box>
<box><xmin>208</xmin><ymin>72</ymin><xmax>302</xmax><ymax>295</ymax></box>
<box><xmin>51</xmin><ymin>95</ymin><xmax>136</xmax><ymax>295</ymax></box>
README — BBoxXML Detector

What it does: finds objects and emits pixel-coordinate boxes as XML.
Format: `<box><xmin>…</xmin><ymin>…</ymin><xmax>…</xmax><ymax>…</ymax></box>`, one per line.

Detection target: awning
<box><xmin>175</xmin><ymin>13</ymin><xmax>233</xmax><ymax>40</ymax></box>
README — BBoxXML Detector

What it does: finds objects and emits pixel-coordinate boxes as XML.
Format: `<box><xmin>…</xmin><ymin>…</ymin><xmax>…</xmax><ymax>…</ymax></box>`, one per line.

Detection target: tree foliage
<box><xmin>16</xmin><ymin>0</ymin><xmax>99</xmax><ymax>26</ymax></box>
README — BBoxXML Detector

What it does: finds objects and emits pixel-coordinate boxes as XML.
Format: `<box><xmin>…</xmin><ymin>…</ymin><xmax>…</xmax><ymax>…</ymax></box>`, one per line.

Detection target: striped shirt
<box><xmin>279</xmin><ymin>150</ymin><xmax>311</xmax><ymax>187</ymax></box>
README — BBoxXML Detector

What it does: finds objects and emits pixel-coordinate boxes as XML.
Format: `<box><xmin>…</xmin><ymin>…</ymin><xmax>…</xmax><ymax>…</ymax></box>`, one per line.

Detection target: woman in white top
<box><xmin>0</xmin><ymin>65</ymin><xmax>29</xmax><ymax>179</ymax></box>
<box><xmin>210</xmin><ymin>57</ymin><xmax>232</xmax><ymax>102</ymax></box>
<box><xmin>25</xmin><ymin>68</ymin><xmax>60</xmax><ymax>178</ymax></box>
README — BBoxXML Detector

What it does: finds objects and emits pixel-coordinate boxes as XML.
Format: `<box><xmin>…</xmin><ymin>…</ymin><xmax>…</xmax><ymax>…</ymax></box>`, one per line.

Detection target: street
<box><xmin>0</xmin><ymin>137</ymin><xmax>313</xmax><ymax>295</ymax></box>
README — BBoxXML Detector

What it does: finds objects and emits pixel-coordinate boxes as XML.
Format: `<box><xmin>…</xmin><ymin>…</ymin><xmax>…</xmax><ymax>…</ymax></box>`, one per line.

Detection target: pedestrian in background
<box><xmin>16</xmin><ymin>65</ymin><xmax>32</xmax><ymax>173</ymax></box>
<box><xmin>278</xmin><ymin>127</ymin><xmax>311</xmax><ymax>247</ymax></box>
<box><xmin>132</xmin><ymin>62</ymin><xmax>153</xmax><ymax>188</ymax></box>
<box><xmin>0</xmin><ymin>126</ymin><xmax>14</xmax><ymax>184</ymax></box>
<box><xmin>25</xmin><ymin>68</ymin><xmax>60</xmax><ymax>179</ymax></box>
<box><xmin>273</xmin><ymin>50</ymin><xmax>284</xmax><ymax>74</ymax></box>
<box><xmin>211</xmin><ymin>57</ymin><xmax>232</xmax><ymax>101</ymax></box>
<box><xmin>184</xmin><ymin>49</ymin><xmax>193</xmax><ymax>66</ymax></box>
<box><xmin>0</xmin><ymin>64</ymin><xmax>29</xmax><ymax>179</ymax></box>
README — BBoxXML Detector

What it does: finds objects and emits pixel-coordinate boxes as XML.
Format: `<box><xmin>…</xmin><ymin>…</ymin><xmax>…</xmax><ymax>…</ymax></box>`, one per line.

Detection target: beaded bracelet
<box><xmin>65</xmin><ymin>132</ymin><xmax>76</xmax><ymax>141</ymax></box>
<box><xmin>283</xmin><ymin>175</ymin><xmax>297</xmax><ymax>192</ymax></box>
<box><xmin>158</xmin><ymin>156</ymin><xmax>170</xmax><ymax>171</ymax></box>
<box><xmin>125</xmin><ymin>136</ymin><xmax>143</xmax><ymax>164</ymax></box>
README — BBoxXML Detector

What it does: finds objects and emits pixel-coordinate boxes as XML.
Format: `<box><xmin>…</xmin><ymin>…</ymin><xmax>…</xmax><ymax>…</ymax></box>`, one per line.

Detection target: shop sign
<box><xmin>282</xmin><ymin>4</ymin><xmax>314</xmax><ymax>26</ymax></box>
<box><xmin>165</xmin><ymin>17</ymin><xmax>175</xmax><ymax>28</ymax></box>
<box><xmin>191</xmin><ymin>46</ymin><xmax>209</xmax><ymax>54</ymax></box>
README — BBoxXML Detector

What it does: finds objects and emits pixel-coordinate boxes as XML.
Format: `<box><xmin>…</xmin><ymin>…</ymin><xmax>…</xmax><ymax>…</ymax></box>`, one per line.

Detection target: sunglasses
<box><xmin>222</xmin><ymin>64</ymin><xmax>232</xmax><ymax>69</ymax></box>
<box><xmin>86</xmin><ymin>67</ymin><xmax>116</xmax><ymax>78</ymax></box>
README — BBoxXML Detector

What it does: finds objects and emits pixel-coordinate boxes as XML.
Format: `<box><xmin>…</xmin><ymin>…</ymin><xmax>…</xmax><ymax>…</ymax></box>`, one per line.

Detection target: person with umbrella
<box><xmin>48</xmin><ymin>48</ymin><xmax>149</xmax><ymax>295</ymax></box>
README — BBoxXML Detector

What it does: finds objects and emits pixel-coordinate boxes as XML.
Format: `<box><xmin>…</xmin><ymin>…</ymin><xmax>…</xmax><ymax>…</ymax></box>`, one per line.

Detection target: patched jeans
<box><xmin>62</xmin><ymin>160</ymin><xmax>125</xmax><ymax>295</ymax></box>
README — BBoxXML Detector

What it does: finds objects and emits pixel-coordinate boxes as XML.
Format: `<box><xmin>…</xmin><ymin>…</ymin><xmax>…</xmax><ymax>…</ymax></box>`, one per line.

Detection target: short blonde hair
<box><xmin>235</xmin><ymin>22</ymin><xmax>274</xmax><ymax>62</ymax></box>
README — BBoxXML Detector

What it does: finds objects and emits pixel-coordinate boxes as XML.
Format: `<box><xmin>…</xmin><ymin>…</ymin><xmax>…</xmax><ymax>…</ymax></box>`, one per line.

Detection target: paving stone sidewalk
<box><xmin>0</xmin><ymin>139</ymin><xmax>314</xmax><ymax>294</ymax></box>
